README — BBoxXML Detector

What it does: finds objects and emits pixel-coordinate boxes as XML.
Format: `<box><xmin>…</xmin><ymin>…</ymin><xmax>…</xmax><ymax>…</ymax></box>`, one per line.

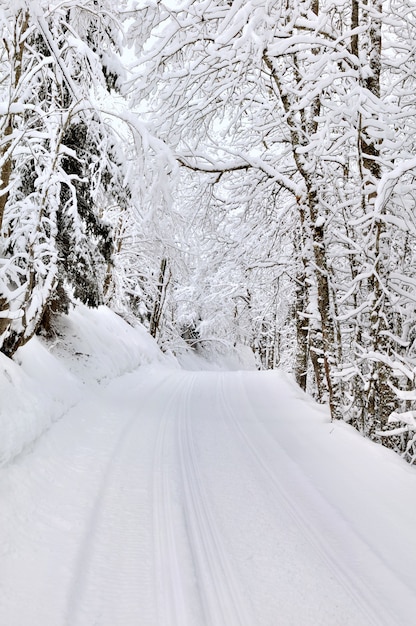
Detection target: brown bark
<box><xmin>263</xmin><ymin>48</ymin><xmax>341</xmax><ymax>417</ymax></box>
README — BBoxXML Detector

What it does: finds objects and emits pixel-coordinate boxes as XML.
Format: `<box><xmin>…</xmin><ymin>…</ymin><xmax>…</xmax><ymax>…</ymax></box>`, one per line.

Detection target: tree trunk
<box><xmin>150</xmin><ymin>257</ymin><xmax>169</xmax><ymax>339</ymax></box>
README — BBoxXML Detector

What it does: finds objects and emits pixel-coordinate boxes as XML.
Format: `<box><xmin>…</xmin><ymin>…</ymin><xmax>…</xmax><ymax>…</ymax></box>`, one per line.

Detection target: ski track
<box><xmin>177</xmin><ymin>373</ymin><xmax>252</xmax><ymax>626</ymax></box>
<box><xmin>220</xmin><ymin>371</ymin><xmax>416</xmax><ymax>626</ymax></box>
<box><xmin>64</xmin><ymin>373</ymin><xmax>176</xmax><ymax>626</ymax></box>
<box><xmin>152</xmin><ymin>376</ymin><xmax>191</xmax><ymax>626</ymax></box>
<box><xmin>217</xmin><ymin>373</ymin><xmax>383</xmax><ymax>626</ymax></box>
<box><xmin>2</xmin><ymin>366</ymin><xmax>416</xmax><ymax>625</ymax></box>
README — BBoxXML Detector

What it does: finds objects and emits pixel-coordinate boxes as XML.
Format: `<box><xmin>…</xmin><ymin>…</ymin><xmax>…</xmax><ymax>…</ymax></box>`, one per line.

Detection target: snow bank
<box><xmin>47</xmin><ymin>304</ymin><xmax>164</xmax><ymax>384</ymax></box>
<box><xmin>0</xmin><ymin>339</ymin><xmax>83</xmax><ymax>466</ymax></box>
<box><xmin>0</xmin><ymin>304</ymin><xmax>164</xmax><ymax>466</ymax></box>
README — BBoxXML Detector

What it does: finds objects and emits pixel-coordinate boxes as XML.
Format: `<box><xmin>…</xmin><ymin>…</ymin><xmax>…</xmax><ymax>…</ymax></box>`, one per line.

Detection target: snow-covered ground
<box><xmin>1</xmin><ymin>305</ymin><xmax>416</xmax><ymax>625</ymax></box>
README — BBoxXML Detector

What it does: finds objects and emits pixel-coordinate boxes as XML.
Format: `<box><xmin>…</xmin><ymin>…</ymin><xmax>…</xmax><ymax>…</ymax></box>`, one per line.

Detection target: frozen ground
<box><xmin>1</xmin><ymin>305</ymin><xmax>416</xmax><ymax>625</ymax></box>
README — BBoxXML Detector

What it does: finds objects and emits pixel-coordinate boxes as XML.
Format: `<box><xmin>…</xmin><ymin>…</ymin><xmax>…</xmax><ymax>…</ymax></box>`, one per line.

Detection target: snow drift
<box><xmin>0</xmin><ymin>304</ymin><xmax>164</xmax><ymax>466</ymax></box>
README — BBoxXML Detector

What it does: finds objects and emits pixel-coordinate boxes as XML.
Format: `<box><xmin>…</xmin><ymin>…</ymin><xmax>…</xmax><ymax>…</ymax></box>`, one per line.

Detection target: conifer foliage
<box><xmin>0</xmin><ymin>1</ymin><xmax>125</xmax><ymax>355</ymax></box>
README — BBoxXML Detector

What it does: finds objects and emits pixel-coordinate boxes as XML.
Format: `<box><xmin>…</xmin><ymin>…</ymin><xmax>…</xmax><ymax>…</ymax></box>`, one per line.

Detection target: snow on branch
<box><xmin>377</xmin><ymin>411</ymin><xmax>416</xmax><ymax>439</ymax></box>
<box><xmin>357</xmin><ymin>351</ymin><xmax>414</xmax><ymax>381</ymax></box>
<box><xmin>375</xmin><ymin>156</ymin><xmax>416</xmax><ymax>216</ymax></box>
<box><xmin>177</xmin><ymin>155</ymin><xmax>250</xmax><ymax>174</ymax></box>
<box><xmin>177</xmin><ymin>150</ymin><xmax>301</xmax><ymax>197</ymax></box>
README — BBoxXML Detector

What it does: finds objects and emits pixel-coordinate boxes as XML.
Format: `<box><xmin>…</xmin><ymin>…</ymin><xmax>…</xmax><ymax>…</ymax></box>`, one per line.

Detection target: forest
<box><xmin>1</xmin><ymin>0</ymin><xmax>416</xmax><ymax>462</ymax></box>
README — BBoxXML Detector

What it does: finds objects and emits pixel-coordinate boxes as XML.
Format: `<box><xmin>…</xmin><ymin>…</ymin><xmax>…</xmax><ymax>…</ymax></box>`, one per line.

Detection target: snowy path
<box><xmin>1</xmin><ymin>367</ymin><xmax>416</xmax><ymax>625</ymax></box>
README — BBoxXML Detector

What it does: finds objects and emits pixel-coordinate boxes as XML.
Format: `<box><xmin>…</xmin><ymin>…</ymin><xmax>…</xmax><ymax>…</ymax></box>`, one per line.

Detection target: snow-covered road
<box><xmin>1</xmin><ymin>366</ymin><xmax>416</xmax><ymax>625</ymax></box>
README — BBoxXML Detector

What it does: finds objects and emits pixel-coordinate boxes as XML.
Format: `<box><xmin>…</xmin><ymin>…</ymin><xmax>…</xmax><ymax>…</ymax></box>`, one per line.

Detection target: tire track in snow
<box><xmin>177</xmin><ymin>373</ymin><xmax>252</xmax><ymax>626</ymax></box>
<box><xmin>218</xmin><ymin>372</ymin><xmax>390</xmax><ymax>626</ymax></box>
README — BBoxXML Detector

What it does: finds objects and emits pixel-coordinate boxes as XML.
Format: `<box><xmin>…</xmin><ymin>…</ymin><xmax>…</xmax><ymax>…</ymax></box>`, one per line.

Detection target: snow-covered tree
<box><xmin>125</xmin><ymin>0</ymin><xmax>416</xmax><ymax>453</ymax></box>
<box><xmin>3</xmin><ymin>0</ymin><xmax>416</xmax><ymax>462</ymax></box>
<box><xmin>0</xmin><ymin>1</ymin><xmax>128</xmax><ymax>355</ymax></box>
